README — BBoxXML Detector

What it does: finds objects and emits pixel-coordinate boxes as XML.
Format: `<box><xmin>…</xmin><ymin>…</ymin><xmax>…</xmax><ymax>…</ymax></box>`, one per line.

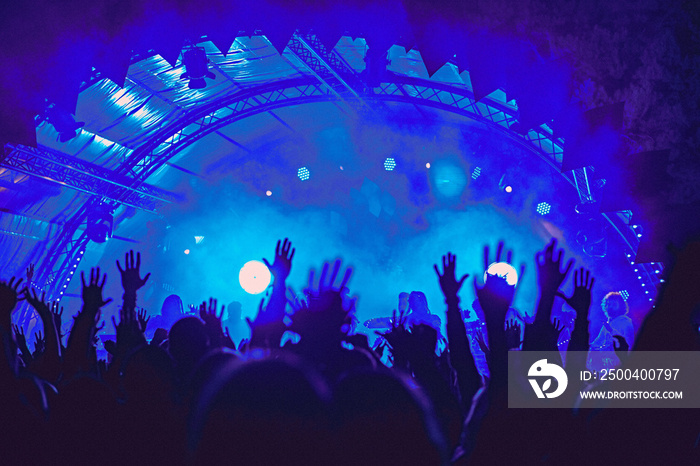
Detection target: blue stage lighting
<box><xmin>536</xmin><ymin>202</ymin><xmax>551</xmax><ymax>215</ymax></box>
<box><xmin>384</xmin><ymin>157</ymin><xmax>396</xmax><ymax>171</ymax></box>
<box><xmin>484</xmin><ymin>262</ymin><xmax>519</xmax><ymax>286</ymax></box>
<box><xmin>239</xmin><ymin>260</ymin><xmax>272</xmax><ymax>294</ymax></box>
<box><xmin>297</xmin><ymin>167</ymin><xmax>310</xmax><ymax>181</ymax></box>
<box><xmin>620</xmin><ymin>290</ymin><xmax>629</xmax><ymax>300</ymax></box>
<box><xmin>433</xmin><ymin>161</ymin><xmax>466</xmax><ymax>197</ymax></box>
<box><xmin>471</xmin><ymin>167</ymin><xmax>482</xmax><ymax>179</ymax></box>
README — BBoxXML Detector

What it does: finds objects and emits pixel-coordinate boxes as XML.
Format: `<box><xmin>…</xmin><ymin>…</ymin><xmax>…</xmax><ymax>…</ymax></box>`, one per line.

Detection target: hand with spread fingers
<box><xmin>536</xmin><ymin>238</ymin><xmax>574</xmax><ymax>296</ymax></box>
<box><xmin>81</xmin><ymin>267</ymin><xmax>112</xmax><ymax>311</ymax></box>
<box><xmin>263</xmin><ymin>238</ymin><xmax>295</xmax><ymax>282</ymax></box>
<box><xmin>116</xmin><ymin>250</ymin><xmax>151</xmax><ymax>294</ymax></box>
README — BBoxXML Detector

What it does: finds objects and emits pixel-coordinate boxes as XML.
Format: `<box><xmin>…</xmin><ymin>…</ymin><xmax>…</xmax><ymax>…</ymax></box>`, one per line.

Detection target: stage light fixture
<box><xmin>297</xmin><ymin>167</ymin><xmax>310</xmax><ymax>181</ymax></box>
<box><xmin>266</xmin><ymin>190</ymin><xmax>272</xmax><ymax>196</ymax></box>
<box><xmin>384</xmin><ymin>157</ymin><xmax>396</xmax><ymax>171</ymax></box>
<box><xmin>471</xmin><ymin>167</ymin><xmax>482</xmax><ymax>179</ymax></box>
<box><xmin>184</xmin><ymin>249</ymin><xmax>190</xmax><ymax>255</ymax></box>
<box><xmin>194</xmin><ymin>236</ymin><xmax>205</xmax><ymax>244</ymax></box>
<box><xmin>484</xmin><ymin>262</ymin><xmax>519</xmax><ymax>286</ymax></box>
<box><xmin>86</xmin><ymin>208</ymin><xmax>113</xmax><ymax>243</ymax></box>
<box><xmin>505</xmin><ymin>185</ymin><xmax>513</xmax><ymax>193</ymax></box>
<box><xmin>181</xmin><ymin>47</ymin><xmax>216</xmax><ymax>89</ymax></box>
<box><xmin>426</xmin><ymin>163</ymin><xmax>431</xmax><ymax>169</ymax></box>
<box><xmin>239</xmin><ymin>260</ymin><xmax>271</xmax><ymax>294</ymax></box>
<box><xmin>536</xmin><ymin>202</ymin><xmax>551</xmax><ymax>215</ymax></box>
<box><xmin>620</xmin><ymin>290</ymin><xmax>629</xmax><ymax>300</ymax></box>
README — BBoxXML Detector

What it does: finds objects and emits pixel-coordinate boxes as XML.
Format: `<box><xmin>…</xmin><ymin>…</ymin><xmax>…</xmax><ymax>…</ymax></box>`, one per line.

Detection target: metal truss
<box><xmin>37</xmin><ymin>72</ymin><xmax>655</xmax><ymax>301</ymax></box>
<box><xmin>286</xmin><ymin>34</ymin><xmax>372</xmax><ymax>107</ymax></box>
<box><xmin>2</xmin><ymin>144</ymin><xmax>179</xmax><ymax>213</ymax></box>
<box><xmin>572</xmin><ymin>167</ymin><xmax>594</xmax><ymax>203</ymax></box>
<box><xmin>115</xmin><ymin>77</ymin><xmax>331</xmax><ymax>181</ymax></box>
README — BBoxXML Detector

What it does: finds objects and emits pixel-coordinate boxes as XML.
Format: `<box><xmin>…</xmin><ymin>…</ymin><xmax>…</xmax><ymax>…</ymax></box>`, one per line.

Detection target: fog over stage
<box><xmin>65</xmin><ymin>109</ymin><xmax>648</xmax><ymax>342</ymax></box>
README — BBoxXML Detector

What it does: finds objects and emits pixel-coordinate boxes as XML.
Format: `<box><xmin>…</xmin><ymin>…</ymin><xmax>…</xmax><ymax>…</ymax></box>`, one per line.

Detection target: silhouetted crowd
<box><xmin>1</xmin><ymin>238</ymin><xmax>699</xmax><ymax>465</ymax></box>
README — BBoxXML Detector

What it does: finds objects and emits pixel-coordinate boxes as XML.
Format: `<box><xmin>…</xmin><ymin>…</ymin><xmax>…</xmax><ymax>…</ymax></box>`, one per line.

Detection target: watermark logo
<box><xmin>528</xmin><ymin>359</ymin><xmax>568</xmax><ymax>399</ymax></box>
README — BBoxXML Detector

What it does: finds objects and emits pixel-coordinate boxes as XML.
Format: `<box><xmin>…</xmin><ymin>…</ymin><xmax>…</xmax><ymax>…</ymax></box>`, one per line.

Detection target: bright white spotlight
<box><xmin>239</xmin><ymin>260</ymin><xmax>272</xmax><ymax>294</ymax></box>
<box><xmin>484</xmin><ymin>262</ymin><xmax>519</xmax><ymax>286</ymax></box>
<box><xmin>384</xmin><ymin>157</ymin><xmax>396</xmax><ymax>171</ymax></box>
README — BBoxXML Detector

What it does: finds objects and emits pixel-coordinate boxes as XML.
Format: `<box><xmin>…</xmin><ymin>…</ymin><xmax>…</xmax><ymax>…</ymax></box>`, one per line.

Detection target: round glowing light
<box><xmin>425</xmin><ymin>163</ymin><xmax>431</xmax><ymax>168</ymax></box>
<box><xmin>505</xmin><ymin>185</ymin><xmax>513</xmax><ymax>193</ymax></box>
<box><xmin>266</xmin><ymin>190</ymin><xmax>272</xmax><ymax>196</ymax></box>
<box><xmin>239</xmin><ymin>260</ymin><xmax>272</xmax><ymax>294</ymax></box>
<box><xmin>184</xmin><ymin>249</ymin><xmax>190</xmax><ymax>255</ymax></box>
<box><xmin>484</xmin><ymin>262</ymin><xmax>519</xmax><ymax>286</ymax></box>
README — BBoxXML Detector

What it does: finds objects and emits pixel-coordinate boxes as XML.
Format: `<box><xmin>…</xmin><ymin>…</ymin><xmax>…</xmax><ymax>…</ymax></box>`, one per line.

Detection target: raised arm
<box><xmin>64</xmin><ymin>267</ymin><xmax>111</xmax><ymax>375</ymax></box>
<box><xmin>264</xmin><ymin>238</ymin><xmax>295</xmax><ymax>318</ymax></box>
<box><xmin>434</xmin><ymin>252</ymin><xmax>480</xmax><ymax>405</ymax></box>
<box><xmin>116</xmin><ymin>250</ymin><xmax>150</xmax><ymax>324</ymax></box>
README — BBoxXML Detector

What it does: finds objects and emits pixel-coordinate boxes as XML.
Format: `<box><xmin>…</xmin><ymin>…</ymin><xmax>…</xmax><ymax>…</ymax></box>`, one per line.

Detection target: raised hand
<box><xmin>116</xmin><ymin>250</ymin><xmax>150</xmax><ymax>293</ymax></box>
<box><xmin>483</xmin><ymin>241</ymin><xmax>526</xmax><ymax>284</ymax></box>
<box><xmin>536</xmin><ymin>238</ymin><xmax>574</xmax><ymax>295</ymax></box>
<box><xmin>13</xmin><ymin>323</ymin><xmax>25</xmax><ymax>344</ymax></box>
<box><xmin>0</xmin><ymin>276</ymin><xmax>24</xmax><ymax>319</ymax></box>
<box><xmin>137</xmin><ymin>308</ymin><xmax>150</xmax><ymax>333</ymax></box>
<box><xmin>505</xmin><ymin>319</ymin><xmax>522</xmax><ymax>350</ymax></box>
<box><xmin>434</xmin><ymin>252</ymin><xmax>469</xmax><ymax>301</ymax></box>
<box><xmin>263</xmin><ymin>238</ymin><xmax>295</xmax><ymax>282</ymax></box>
<box><xmin>556</xmin><ymin>267</ymin><xmax>595</xmax><ymax>316</ymax></box>
<box><xmin>475</xmin><ymin>330</ymin><xmax>489</xmax><ymax>357</ymax></box>
<box><xmin>81</xmin><ymin>267</ymin><xmax>112</xmax><ymax>310</ymax></box>
<box><xmin>199</xmin><ymin>298</ymin><xmax>225</xmax><ymax>347</ymax></box>
<box><xmin>33</xmin><ymin>331</ymin><xmax>45</xmax><ymax>355</ymax></box>
<box><xmin>25</xmin><ymin>263</ymin><xmax>35</xmax><ymax>283</ymax></box>
<box><xmin>306</xmin><ymin>259</ymin><xmax>352</xmax><ymax>295</ymax></box>
<box><xmin>24</xmin><ymin>289</ymin><xmax>50</xmax><ymax>318</ymax></box>
<box><xmin>199</xmin><ymin>298</ymin><xmax>224</xmax><ymax>328</ymax></box>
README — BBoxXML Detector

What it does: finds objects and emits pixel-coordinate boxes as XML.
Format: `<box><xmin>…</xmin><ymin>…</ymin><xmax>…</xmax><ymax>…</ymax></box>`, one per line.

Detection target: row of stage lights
<box><xmin>625</xmin><ymin>223</ymin><xmax>664</xmax><ymax>303</ymax></box>
<box><xmin>294</xmin><ymin>160</ymin><xmax>551</xmax><ymax>217</ymax></box>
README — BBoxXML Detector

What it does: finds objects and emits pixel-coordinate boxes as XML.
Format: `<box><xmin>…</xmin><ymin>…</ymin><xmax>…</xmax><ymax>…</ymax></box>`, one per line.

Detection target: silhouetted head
<box><xmin>190</xmin><ymin>356</ymin><xmax>331</xmax><ymax>464</ymax></box>
<box><xmin>602</xmin><ymin>292</ymin><xmax>629</xmax><ymax>320</ymax></box>
<box><xmin>332</xmin><ymin>369</ymin><xmax>448</xmax><ymax>465</ymax></box>
<box><xmin>161</xmin><ymin>294</ymin><xmax>184</xmax><ymax>320</ymax></box>
<box><xmin>122</xmin><ymin>345</ymin><xmax>175</xmax><ymax>403</ymax></box>
<box><xmin>168</xmin><ymin>317</ymin><xmax>209</xmax><ymax>372</ymax></box>
<box><xmin>409</xmin><ymin>291</ymin><xmax>429</xmax><ymax>315</ymax></box>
